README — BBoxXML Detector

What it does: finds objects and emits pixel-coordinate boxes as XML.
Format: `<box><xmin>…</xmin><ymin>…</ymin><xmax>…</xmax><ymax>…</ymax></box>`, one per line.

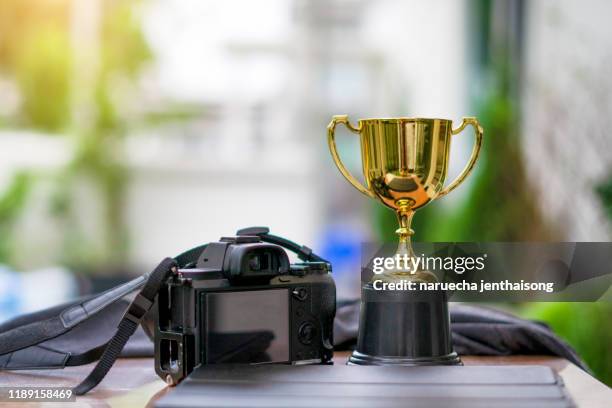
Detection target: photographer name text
<box><xmin>372</xmin><ymin>279</ymin><xmax>554</xmax><ymax>293</ymax></box>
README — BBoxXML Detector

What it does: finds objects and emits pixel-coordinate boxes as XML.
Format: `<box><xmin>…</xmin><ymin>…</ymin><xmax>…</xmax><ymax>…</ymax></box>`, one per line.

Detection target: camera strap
<box><xmin>73</xmin><ymin>257</ymin><xmax>177</xmax><ymax>395</ymax></box>
<box><xmin>236</xmin><ymin>227</ymin><xmax>329</xmax><ymax>263</ymax></box>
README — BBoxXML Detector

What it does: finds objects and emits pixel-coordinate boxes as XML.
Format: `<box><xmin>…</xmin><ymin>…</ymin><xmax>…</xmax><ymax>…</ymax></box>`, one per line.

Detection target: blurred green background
<box><xmin>0</xmin><ymin>0</ymin><xmax>610</xmax><ymax>386</ymax></box>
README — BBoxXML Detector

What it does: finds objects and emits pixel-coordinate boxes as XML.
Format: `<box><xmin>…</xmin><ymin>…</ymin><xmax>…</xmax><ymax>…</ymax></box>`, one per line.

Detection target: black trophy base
<box><xmin>348</xmin><ymin>282</ymin><xmax>462</xmax><ymax>367</ymax></box>
<box><xmin>348</xmin><ymin>350</ymin><xmax>461</xmax><ymax>366</ymax></box>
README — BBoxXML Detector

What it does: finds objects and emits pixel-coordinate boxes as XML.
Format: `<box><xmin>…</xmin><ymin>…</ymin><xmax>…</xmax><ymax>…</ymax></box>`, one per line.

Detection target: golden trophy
<box><xmin>327</xmin><ymin>115</ymin><xmax>483</xmax><ymax>365</ymax></box>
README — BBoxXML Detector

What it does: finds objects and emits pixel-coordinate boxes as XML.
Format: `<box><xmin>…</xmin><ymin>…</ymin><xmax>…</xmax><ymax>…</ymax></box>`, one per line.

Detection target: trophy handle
<box><xmin>327</xmin><ymin>115</ymin><xmax>375</xmax><ymax>198</ymax></box>
<box><xmin>438</xmin><ymin>117</ymin><xmax>483</xmax><ymax>198</ymax></box>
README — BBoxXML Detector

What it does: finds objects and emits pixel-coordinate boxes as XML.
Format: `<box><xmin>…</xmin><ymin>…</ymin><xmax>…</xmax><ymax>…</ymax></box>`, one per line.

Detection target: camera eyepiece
<box><xmin>194</xmin><ymin>236</ymin><xmax>290</xmax><ymax>281</ymax></box>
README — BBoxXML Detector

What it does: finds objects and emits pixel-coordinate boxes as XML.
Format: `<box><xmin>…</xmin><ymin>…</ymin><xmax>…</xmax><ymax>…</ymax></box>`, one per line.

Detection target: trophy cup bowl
<box><xmin>327</xmin><ymin>115</ymin><xmax>483</xmax><ymax>366</ymax></box>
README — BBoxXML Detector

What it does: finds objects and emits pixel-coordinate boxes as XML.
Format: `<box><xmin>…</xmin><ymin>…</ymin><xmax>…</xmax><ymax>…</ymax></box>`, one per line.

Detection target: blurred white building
<box><xmin>126</xmin><ymin>0</ymin><xmax>470</xmax><ymax>268</ymax></box>
<box><xmin>522</xmin><ymin>0</ymin><xmax>612</xmax><ymax>241</ymax></box>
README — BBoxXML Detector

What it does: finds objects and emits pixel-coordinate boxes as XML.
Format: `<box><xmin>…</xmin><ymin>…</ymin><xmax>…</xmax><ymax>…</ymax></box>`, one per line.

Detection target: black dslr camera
<box><xmin>154</xmin><ymin>228</ymin><xmax>336</xmax><ymax>385</ymax></box>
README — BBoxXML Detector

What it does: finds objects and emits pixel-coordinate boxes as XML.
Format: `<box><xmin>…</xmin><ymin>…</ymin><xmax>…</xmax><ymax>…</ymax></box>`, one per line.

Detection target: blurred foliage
<box><xmin>0</xmin><ymin>1</ymin><xmax>201</xmax><ymax>270</ymax></box>
<box><xmin>61</xmin><ymin>0</ymin><xmax>152</xmax><ymax>269</ymax></box>
<box><xmin>0</xmin><ymin>0</ymin><xmax>71</xmax><ymax>131</ymax></box>
<box><xmin>0</xmin><ymin>173</ymin><xmax>31</xmax><ymax>264</ymax></box>
<box><xmin>16</xmin><ymin>28</ymin><xmax>72</xmax><ymax>131</ymax></box>
<box><xmin>0</xmin><ymin>0</ymin><xmax>151</xmax><ymax>270</ymax></box>
<box><xmin>522</xmin><ymin>302</ymin><xmax>612</xmax><ymax>386</ymax></box>
<box><xmin>595</xmin><ymin>176</ymin><xmax>612</xmax><ymax>221</ymax></box>
<box><xmin>543</xmin><ymin>177</ymin><xmax>612</xmax><ymax>386</ymax></box>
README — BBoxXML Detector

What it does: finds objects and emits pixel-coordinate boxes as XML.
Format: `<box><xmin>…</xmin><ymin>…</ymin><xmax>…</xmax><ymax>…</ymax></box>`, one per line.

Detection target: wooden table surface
<box><xmin>0</xmin><ymin>354</ymin><xmax>609</xmax><ymax>408</ymax></box>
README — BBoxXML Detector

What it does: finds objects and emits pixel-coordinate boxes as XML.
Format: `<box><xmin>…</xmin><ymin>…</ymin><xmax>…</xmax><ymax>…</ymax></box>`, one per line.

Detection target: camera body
<box><xmin>154</xmin><ymin>235</ymin><xmax>336</xmax><ymax>385</ymax></box>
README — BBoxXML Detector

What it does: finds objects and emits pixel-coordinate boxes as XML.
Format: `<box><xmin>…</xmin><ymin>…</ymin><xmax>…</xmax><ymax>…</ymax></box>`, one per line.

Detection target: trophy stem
<box><xmin>393</xmin><ymin>201</ymin><xmax>436</xmax><ymax>282</ymax></box>
<box><xmin>395</xmin><ymin>200</ymin><xmax>415</xmax><ymax>258</ymax></box>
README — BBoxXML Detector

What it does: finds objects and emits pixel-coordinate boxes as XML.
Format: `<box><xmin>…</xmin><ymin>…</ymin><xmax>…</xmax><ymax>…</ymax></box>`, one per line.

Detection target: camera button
<box><xmin>298</xmin><ymin>322</ymin><xmax>316</xmax><ymax>345</ymax></box>
<box><xmin>292</xmin><ymin>288</ymin><xmax>308</xmax><ymax>301</ymax></box>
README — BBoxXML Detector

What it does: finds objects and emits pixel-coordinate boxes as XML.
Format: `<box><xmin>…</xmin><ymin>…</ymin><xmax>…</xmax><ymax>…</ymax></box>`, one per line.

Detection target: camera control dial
<box><xmin>298</xmin><ymin>322</ymin><xmax>317</xmax><ymax>345</ymax></box>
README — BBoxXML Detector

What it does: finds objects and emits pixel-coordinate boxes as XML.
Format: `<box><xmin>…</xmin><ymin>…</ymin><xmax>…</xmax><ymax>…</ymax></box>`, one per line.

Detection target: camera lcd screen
<box><xmin>204</xmin><ymin>289</ymin><xmax>290</xmax><ymax>364</ymax></box>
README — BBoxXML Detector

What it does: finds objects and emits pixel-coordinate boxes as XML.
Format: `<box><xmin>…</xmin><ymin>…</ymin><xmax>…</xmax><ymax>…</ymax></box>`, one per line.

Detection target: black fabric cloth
<box><xmin>450</xmin><ymin>304</ymin><xmax>588</xmax><ymax>371</ymax></box>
